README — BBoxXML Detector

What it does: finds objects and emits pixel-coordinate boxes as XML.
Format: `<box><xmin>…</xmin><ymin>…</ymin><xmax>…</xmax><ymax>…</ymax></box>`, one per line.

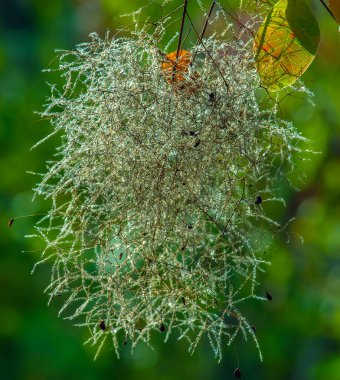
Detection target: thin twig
<box><xmin>192</xmin><ymin>0</ymin><xmax>216</xmax><ymax>62</ymax></box>
<box><xmin>157</xmin><ymin>4</ymin><xmax>184</xmax><ymax>25</ymax></box>
<box><xmin>319</xmin><ymin>0</ymin><xmax>337</xmax><ymax>22</ymax></box>
<box><xmin>219</xmin><ymin>4</ymin><xmax>254</xmax><ymax>37</ymax></box>
<box><xmin>185</xmin><ymin>10</ymin><xmax>230</xmax><ymax>92</ymax></box>
<box><xmin>176</xmin><ymin>0</ymin><xmax>189</xmax><ymax>59</ymax></box>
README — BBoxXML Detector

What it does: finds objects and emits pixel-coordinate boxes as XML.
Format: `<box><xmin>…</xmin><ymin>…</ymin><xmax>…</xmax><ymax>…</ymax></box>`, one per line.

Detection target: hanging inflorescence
<box><xmin>30</xmin><ymin>0</ymin><xmax>309</xmax><ymax>361</ymax></box>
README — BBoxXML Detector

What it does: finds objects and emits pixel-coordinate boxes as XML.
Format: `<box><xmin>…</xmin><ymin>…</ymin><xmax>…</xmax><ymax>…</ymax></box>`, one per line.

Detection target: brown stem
<box><xmin>319</xmin><ymin>0</ymin><xmax>337</xmax><ymax>22</ymax></box>
<box><xmin>176</xmin><ymin>0</ymin><xmax>189</xmax><ymax>59</ymax></box>
<box><xmin>185</xmin><ymin>10</ymin><xmax>230</xmax><ymax>92</ymax></box>
<box><xmin>219</xmin><ymin>4</ymin><xmax>254</xmax><ymax>37</ymax></box>
<box><xmin>192</xmin><ymin>0</ymin><xmax>216</xmax><ymax>63</ymax></box>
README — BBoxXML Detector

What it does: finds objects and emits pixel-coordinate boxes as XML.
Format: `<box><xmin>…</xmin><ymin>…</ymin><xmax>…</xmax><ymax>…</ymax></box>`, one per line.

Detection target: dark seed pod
<box><xmin>118</xmin><ymin>252</ymin><xmax>123</xmax><ymax>260</ymax></box>
<box><xmin>234</xmin><ymin>367</ymin><xmax>241</xmax><ymax>378</ymax></box>
<box><xmin>159</xmin><ymin>323</ymin><xmax>166</xmax><ymax>332</ymax></box>
<box><xmin>8</xmin><ymin>218</ymin><xmax>14</xmax><ymax>227</ymax></box>
<box><xmin>189</xmin><ymin>130</ymin><xmax>198</xmax><ymax>137</ymax></box>
<box><xmin>194</xmin><ymin>139</ymin><xmax>201</xmax><ymax>148</ymax></box>
<box><xmin>209</xmin><ymin>92</ymin><xmax>215</xmax><ymax>102</ymax></box>
<box><xmin>255</xmin><ymin>195</ymin><xmax>262</xmax><ymax>204</ymax></box>
<box><xmin>266</xmin><ymin>290</ymin><xmax>273</xmax><ymax>301</ymax></box>
<box><xmin>99</xmin><ymin>320</ymin><xmax>106</xmax><ymax>331</ymax></box>
<box><xmin>187</xmin><ymin>224</ymin><xmax>193</xmax><ymax>229</ymax></box>
<box><xmin>251</xmin><ymin>325</ymin><xmax>256</xmax><ymax>334</ymax></box>
<box><xmin>181</xmin><ymin>297</ymin><xmax>186</xmax><ymax>305</ymax></box>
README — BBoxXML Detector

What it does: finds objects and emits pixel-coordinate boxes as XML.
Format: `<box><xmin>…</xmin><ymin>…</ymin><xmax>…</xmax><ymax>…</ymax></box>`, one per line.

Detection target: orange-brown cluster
<box><xmin>161</xmin><ymin>50</ymin><xmax>199</xmax><ymax>94</ymax></box>
<box><xmin>161</xmin><ymin>50</ymin><xmax>191</xmax><ymax>82</ymax></box>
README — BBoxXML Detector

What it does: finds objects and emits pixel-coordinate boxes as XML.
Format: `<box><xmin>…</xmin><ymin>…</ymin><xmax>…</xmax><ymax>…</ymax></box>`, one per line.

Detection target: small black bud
<box><xmin>8</xmin><ymin>218</ymin><xmax>14</xmax><ymax>227</ymax></box>
<box><xmin>194</xmin><ymin>139</ymin><xmax>201</xmax><ymax>148</ymax></box>
<box><xmin>255</xmin><ymin>195</ymin><xmax>262</xmax><ymax>204</ymax></box>
<box><xmin>187</xmin><ymin>224</ymin><xmax>193</xmax><ymax>229</ymax></box>
<box><xmin>266</xmin><ymin>290</ymin><xmax>273</xmax><ymax>301</ymax></box>
<box><xmin>99</xmin><ymin>320</ymin><xmax>106</xmax><ymax>331</ymax></box>
<box><xmin>189</xmin><ymin>130</ymin><xmax>198</xmax><ymax>137</ymax></box>
<box><xmin>118</xmin><ymin>252</ymin><xmax>123</xmax><ymax>260</ymax></box>
<box><xmin>234</xmin><ymin>367</ymin><xmax>241</xmax><ymax>378</ymax></box>
<box><xmin>251</xmin><ymin>325</ymin><xmax>256</xmax><ymax>334</ymax></box>
<box><xmin>123</xmin><ymin>340</ymin><xmax>127</xmax><ymax>346</ymax></box>
<box><xmin>181</xmin><ymin>297</ymin><xmax>186</xmax><ymax>305</ymax></box>
<box><xmin>209</xmin><ymin>92</ymin><xmax>215</xmax><ymax>101</ymax></box>
<box><xmin>159</xmin><ymin>323</ymin><xmax>166</xmax><ymax>332</ymax></box>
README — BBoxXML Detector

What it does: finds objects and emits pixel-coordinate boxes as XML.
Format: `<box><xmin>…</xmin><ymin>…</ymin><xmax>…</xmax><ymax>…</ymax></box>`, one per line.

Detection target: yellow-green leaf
<box><xmin>329</xmin><ymin>0</ymin><xmax>340</xmax><ymax>25</ymax></box>
<box><xmin>254</xmin><ymin>0</ymin><xmax>320</xmax><ymax>92</ymax></box>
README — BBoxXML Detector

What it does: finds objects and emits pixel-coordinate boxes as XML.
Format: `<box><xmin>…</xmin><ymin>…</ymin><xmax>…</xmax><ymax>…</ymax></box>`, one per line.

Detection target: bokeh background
<box><xmin>1</xmin><ymin>0</ymin><xmax>339</xmax><ymax>379</ymax></box>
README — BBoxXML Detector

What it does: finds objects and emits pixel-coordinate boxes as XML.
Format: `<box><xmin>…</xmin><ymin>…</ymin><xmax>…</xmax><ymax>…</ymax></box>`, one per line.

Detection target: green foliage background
<box><xmin>0</xmin><ymin>1</ymin><xmax>339</xmax><ymax>379</ymax></box>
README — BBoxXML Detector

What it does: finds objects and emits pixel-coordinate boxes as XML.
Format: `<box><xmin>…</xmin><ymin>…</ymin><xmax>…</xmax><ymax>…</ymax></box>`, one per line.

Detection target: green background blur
<box><xmin>1</xmin><ymin>1</ymin><xmax>339</xmax><ymax>379</ymax></box>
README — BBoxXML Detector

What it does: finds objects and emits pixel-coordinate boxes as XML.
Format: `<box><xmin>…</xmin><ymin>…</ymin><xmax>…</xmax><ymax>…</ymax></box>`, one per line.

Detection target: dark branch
<box><xmin>176</xmin><ymin>0</ymin><xmax>190</xmax><ymax>59</ymax></box>
<box><xmin>192</xmin><ymin>0</ymin><xmax>216</xmax><ymax>63</ymax></box>
<box><xmin>319</xmin><ymin>0</ymin><xmax>337</xmax><ymax>22</ymax></box>
<box><xmin>185</xmin><ymin>9</ymin><xmax>230</xmax><ymax>92</ymax></box>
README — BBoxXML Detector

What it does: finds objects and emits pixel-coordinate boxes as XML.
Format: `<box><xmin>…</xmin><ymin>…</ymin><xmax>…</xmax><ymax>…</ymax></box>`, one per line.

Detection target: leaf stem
<box><xmin>176</xmin><ymin>0</ymin><xmax>190</xmax><ymax>59</ymax></box>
